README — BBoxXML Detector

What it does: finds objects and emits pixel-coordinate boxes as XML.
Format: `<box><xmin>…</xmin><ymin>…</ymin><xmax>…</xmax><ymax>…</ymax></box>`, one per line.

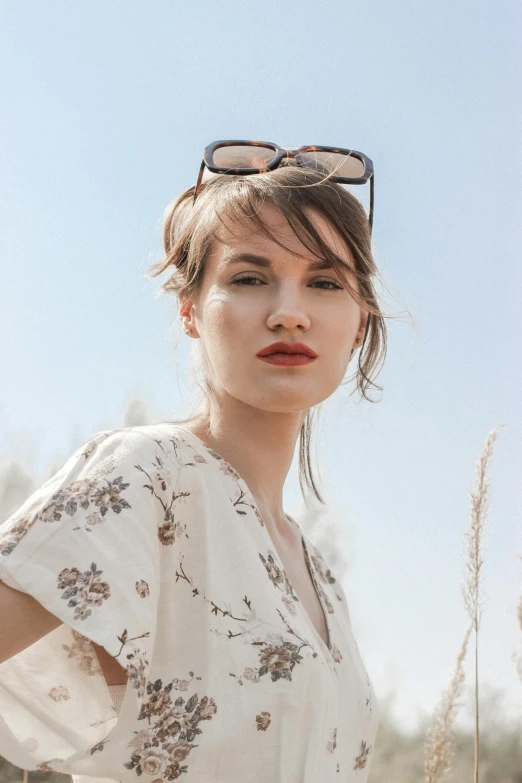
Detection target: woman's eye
<box><xmin>232</xmin><ymin>275</ymin><xmax>263</xmax><ymax>286</ymax></box>
<box><xmin>311</xmin><ymin>279</ymin><xmax>344</xmax><ymax>290</ymax></box>
<box><xmin>232</xmin><ymin>275</ymin><xmax>342</xmax><ymax>290</ymax></box>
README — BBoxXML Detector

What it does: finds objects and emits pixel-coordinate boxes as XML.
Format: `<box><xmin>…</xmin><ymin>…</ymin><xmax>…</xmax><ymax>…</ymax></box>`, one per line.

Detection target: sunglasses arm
<box><xmin>193</xmin><ymin>159</ymin><xmax>206</xmax><ymax>204</ymax></box>
<box><xmin>368</xmin><ymin>173</ymin><xmax>374</xmax><ymax>236</ymax></box>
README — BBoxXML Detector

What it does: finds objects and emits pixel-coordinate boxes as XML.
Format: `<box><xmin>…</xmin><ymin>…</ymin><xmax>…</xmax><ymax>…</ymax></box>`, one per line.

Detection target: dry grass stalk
<box><xmin>462</xmin><ymin>426</ymin><xmax>504</xmax><ymax>632</ymax></box>
<box><xmin>22</xmin><ymin>769</ymin><xmax>28</xmax><ymax>783</ymax></box>
<box><xmin>462</xmin><ymin>425</ymin><xmax>505</xmax><ymax>783</ymax></box>
<box><xmin>424</xmin><ymin>424</ymin><xmax>506</xmax><ymax>783</ymax></box>
<box><xmin>424</xmin><ymin>621</ymin><xmax>473</xmax><ymax>783</ymax></box>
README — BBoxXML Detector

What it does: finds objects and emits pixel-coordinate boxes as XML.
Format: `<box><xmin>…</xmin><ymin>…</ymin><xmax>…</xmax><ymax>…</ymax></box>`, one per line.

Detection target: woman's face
<box><xmin>180</xmin><ymin>203</ymin><xmax>368</xmax><ymax>416</ymax></box>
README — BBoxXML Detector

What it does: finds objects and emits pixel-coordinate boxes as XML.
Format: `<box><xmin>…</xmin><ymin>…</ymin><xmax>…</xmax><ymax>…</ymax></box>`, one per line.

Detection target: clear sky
<box><xmin>0</xmin><ymin>0</ymin><xmax>520</xmax><ymax>733</ymax></box>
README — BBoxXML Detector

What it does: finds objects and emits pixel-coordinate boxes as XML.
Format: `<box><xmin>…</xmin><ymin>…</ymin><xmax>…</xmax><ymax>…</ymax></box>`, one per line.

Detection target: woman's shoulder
<box><xmin>53</xmin><ymin>421</ymin><xmax>198</xmax><ymax>478</ymax></box>
<box><xmin>77</xmin><ymin>421</ymin><xmax>193</xmax><ymax>457</ymax></box>
<box><xmin>0</xmin><ymin>422</ymin><xmax>199</xmax><ymax>563</ymax></box>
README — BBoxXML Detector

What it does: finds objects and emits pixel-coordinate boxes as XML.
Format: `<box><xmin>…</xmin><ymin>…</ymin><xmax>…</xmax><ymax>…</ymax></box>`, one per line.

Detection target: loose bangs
<box><xmin>167</xmin><ymin>166</ymin><xmax>377</xmax><ymax>312</ymax></box>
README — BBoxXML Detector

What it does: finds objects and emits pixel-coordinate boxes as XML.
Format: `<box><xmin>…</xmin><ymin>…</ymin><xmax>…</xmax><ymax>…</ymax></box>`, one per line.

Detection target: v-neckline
<box><xmin>172</xmin><ymin>424</ymin><xmax>335</xmax><ymax>664</ymax></box>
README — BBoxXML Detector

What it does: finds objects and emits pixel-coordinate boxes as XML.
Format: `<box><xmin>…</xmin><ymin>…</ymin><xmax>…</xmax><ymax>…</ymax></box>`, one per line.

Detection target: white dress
<box><xmin>0</xmin><ymin>423</ymin><xmax>379</xmax><ymax>781</ymax></box>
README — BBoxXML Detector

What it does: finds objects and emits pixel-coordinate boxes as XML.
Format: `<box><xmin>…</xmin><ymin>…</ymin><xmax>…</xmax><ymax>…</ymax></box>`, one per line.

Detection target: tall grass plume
<box><xmin>424</xmin><ymin>424</ymin><xmax>506</xmax><ymax>783</ymax></box>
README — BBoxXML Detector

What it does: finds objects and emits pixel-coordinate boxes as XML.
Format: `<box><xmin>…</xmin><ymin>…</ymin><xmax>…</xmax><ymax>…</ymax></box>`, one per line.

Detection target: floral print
<box><xmin>57</xmin><ymin>562</ymin><xmax>111</xmax><ymax>621</ymax></box>
<box><xmin>354</xmin><ymin>740</ymin><xmax>372</xmax><ymax>770</ymax></box>
<box><xmin>260</xmin><ymin>549</ymin><xmax>300</xmax><ymax>609</ymax></box>
<box><xmin>62</xmin><ymin>629</ymin><xmax>104</xmax><ymax>676</ymax></box>
<box><xmin>123</xmin><ymin>678</ymin><xmax>218</xmax><ymax>780</ymax></box>
<box><xmin>255</xmin><ymin>711</ymin><xmax>271</xmax><ymax>731</ymax></box>
<box><xmin>0</xmin><ymin>457</ymin><xmax>132</xmax><ymax>555</ymax></box>
<box><xmin>0</xmin><ymin>423</ymin><xmax>379</xmax><ymax>782</ymax></box>
<box><xmin>326</xmin><ymin>727</ymin><xmax>338</xmax><ymax>754</ymax></box>
<box><xmin>48</xmin><ymin>686</ymin><xmax>71</xmax><ymax>702</ymax></box>
<box><xmin>135</xmin><ymin>579</ymin><xmax>150</xmax><ymax>598</ymax></box>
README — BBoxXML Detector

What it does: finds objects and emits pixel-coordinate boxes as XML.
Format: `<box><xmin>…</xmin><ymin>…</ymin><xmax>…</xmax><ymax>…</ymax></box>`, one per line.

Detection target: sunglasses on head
<box><xmin>193</xmin><ymin>139</ymin><xmax>375</xmax><ymax>234</ymax></box>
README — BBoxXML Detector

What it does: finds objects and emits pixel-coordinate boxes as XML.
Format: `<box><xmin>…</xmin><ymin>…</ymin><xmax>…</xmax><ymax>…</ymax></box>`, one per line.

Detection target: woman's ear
<box><xmin>355</xmin><ymin>309</ymin><xmax>369</xmax><ymax>346</ymax></box>
<box><xmin>178</xmin><ymin>297</ymin><xmax>193</xmax><ymax>322</ymax></box>
<box><xmin>178</xmin><ymin>297</ymin><xmax>200</xmax><ymax>337</ymax></box>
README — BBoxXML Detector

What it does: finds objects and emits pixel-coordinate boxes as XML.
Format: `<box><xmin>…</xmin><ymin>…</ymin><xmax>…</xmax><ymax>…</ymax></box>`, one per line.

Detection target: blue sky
<box><xmin>0</xmin><ymin>0</ymin><xmax>520</xmax><ymax>732</ymax></box>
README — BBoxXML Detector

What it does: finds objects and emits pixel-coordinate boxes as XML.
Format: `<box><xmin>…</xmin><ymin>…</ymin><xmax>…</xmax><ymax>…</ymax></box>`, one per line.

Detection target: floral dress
<box><xmin>0</xmin><ymin>422</ymin><xmax>379</xmax><ymax>782</ymax></box>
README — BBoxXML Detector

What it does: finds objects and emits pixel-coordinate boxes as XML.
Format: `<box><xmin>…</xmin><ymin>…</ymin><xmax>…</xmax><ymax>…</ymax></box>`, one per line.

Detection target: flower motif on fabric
<box><xmin>362</xmin><ymin>671</ymin><xmax>375</xmax><ymax>719</ymax></box>
<box><xmin>122</xmin><ymin>676</ymin><xmax>217</xmax><ymax>780</ymax></box>
<box><xmin>167</xmin><ymin>433</ymin><xmax>203</xmax><ymax>465</ymax></box>
<box><xmin>149</xmin><ymin>452</ymin><xmax>175</xmax><ymax>492</ymax></box>
<box><xmin>255</xmin><ymin>711</ymin><xmax>271</xmax><ymax>731</ymax></box>
<box><xmin>57</xmin><ymin>562</ymin><xmax>111</xmax><ymax>621</ymax></box>
<box><xmin>80</xmin><ymin>438</ymin><xmax>99</xmax><ymax>461</ymax></box>
<box><xmin>0</xmin><ymin>460</ymin><xmax>131</xmax><ymax>553</ymax></box>
<box><xmin>310</xmin><ymin>551</ymin><xmax>337</xmax><ymax>586</ymax></box>
<box><xmin>88</xmin><ymin>475</ymin><xmax>132</xmax><ymax>515</ymax></box>
<box><xmin>259</xmin><ymin>550</ymin><xmax>299</xmax><ymax>606</ymax></box>
<box><xmin>116</xmin><ymin>628</ymin><xmax>151</xmax><ymax>701</ymax></box>
<box><xmin>175</xmin><ymin>555</ymin><xmax>317</xmax><ymax>685</ymax></box>
<box><xmin>316</xmin><ymin>580</ymin><xmax>335</xmax><ymax>614</ymax></box>
<box><xmin>136</xmin><ymin>463</ymin><xmax>190</xmax><ymax>547</ymax></box>
<box><xmin>0</xmin><ymin>521</ymin><xmax>28</xmax><ymax>557</ymax></box>
<box><xmin>61</xmin><ymin>629</ymin><xmax>103</xmax><ymax>675</ymax></box>
<box><xmin>228</xmin><ymin>483</ymin><xmax>264</xmax><ymax>524</ymax></box>
<box><xmin>67</xmin><ymin>472</ymin><xmax>132</xmax><ymax>531</ymax></box>
<box><xmin>232</xmin><ymin>638</ymin><xmax>305</xmax><ymax>686</ymax></box>
<box><xmin>326</xmin><ymin>727</ymin><xmax>337</xmax><ymax>754</ymax></box>
<box><xmin>157</xmin><ymin>516</ymin><xmax>188</xmax><ymax>546</ymax></box>
<box><xmin>48</xmin><ymin>685</ymin><xmax>71</xmax><ymax>702</ymax></box>
<box><xmin>282</xmin><ymin>594</ymin><xmax>299</xmax><ymax>616</ymax></box>
<box><xmin>258</xmin><ymin>641</ymin><xmax>303</xmax><ymax>682</ymax></box>
<box><xmin>191</xmin><ymin>453</ymin><xmax>208</xmax><ymax>465</ymax></box>
<box><xmin>353</xmin><ymin>739</ymin><xmax>372</xmax><ymax>770</ymax></box>
<box><xmin>305</xmin><ymin>547</ymin><xmax>336</xmax><ymax>615</ymax></box>
<box><xmin>136</xmin><ymin>579</ymin><xmax>150</xmax><ymax>598</ymax></box>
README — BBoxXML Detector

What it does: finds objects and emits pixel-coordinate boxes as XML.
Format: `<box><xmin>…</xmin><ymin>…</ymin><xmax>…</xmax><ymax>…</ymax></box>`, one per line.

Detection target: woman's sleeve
<box><xmin>0</xmin><ymin>427</ymin><xmax>163</xmax><ymax>775</ymax></box>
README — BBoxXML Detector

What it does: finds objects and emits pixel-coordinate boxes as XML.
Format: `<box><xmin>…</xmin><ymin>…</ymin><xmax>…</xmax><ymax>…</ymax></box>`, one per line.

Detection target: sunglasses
<box><xmin>193</xmin><ymin>139</ymin><xmax>375</xmax><ymax>234</ymax></box>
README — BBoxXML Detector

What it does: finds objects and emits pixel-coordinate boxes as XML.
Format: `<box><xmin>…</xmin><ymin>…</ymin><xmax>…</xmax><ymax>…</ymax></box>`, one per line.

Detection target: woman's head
<box><xmin>146</xmin><ymin>165</ymin><xmax>388</xmax><ymax>504</ymax></box>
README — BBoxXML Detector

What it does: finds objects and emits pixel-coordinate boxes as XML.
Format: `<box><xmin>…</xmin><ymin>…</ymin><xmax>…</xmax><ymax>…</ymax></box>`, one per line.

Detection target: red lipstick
<box><xmin>256</xmin><ymin>341</ymin><xmax>318</xmax><ymax>367</ymax></box>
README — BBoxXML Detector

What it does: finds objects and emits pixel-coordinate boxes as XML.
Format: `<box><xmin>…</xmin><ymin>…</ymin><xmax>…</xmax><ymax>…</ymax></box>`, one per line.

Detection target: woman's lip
<box><xmin>257</xmin><ymin>353</ymin><xmax>317</xmax><ymax>366</ymax></box>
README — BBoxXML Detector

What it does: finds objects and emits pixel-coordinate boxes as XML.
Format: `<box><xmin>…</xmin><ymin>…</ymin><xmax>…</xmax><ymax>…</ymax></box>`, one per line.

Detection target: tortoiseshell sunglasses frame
<box><xmin>193</xmin><ymin>139</ymin><xmax>375</xmax><ymax>234</ymax></box>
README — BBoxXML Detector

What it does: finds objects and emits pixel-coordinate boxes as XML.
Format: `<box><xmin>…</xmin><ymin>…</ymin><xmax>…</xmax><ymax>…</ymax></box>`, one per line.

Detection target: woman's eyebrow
<box><xmin>220</xmin><ymin>251</ymin><xmax>334</xmax><ymax>272</ymax></box>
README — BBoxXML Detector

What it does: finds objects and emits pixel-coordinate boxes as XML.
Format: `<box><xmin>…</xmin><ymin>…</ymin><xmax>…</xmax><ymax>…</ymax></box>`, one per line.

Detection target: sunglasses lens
<box><xmin>212</xmin><ymin>144</ymin><xmax>277</xmax><ymax>170</ymax></box>
<box><xmin>298</xmin><ymin>150</ymin><xmax>365</xmax><ymax>179</ymax></box>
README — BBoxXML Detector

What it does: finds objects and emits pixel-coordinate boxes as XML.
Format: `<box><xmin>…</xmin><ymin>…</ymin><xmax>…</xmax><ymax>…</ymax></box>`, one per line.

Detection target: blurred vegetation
<box><xmin>368</xmin><ymin>684</ymin><xmax>522</xmax><ymax>782</ymax></box>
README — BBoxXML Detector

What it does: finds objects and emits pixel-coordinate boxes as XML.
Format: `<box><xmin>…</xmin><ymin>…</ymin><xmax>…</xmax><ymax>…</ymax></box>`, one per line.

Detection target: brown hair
<box><xmin>146</xmin><ymin>164</ymin><xmax>401</xmax><ymax>507</ymax></box>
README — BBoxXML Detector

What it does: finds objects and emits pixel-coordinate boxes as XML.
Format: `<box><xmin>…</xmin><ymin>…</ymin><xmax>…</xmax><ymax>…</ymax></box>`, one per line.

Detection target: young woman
<box><xmin>0</xmin><ymin>141</ymin><xmax>387</xmax><ymax>782</ymax></box>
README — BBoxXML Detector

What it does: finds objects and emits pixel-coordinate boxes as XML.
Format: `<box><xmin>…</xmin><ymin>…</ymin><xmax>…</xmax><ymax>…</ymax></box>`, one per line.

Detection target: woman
<box><xmin>0</xmin><ymin>141</ymin><xmax>387</xmax><ymax>782</ymax></box>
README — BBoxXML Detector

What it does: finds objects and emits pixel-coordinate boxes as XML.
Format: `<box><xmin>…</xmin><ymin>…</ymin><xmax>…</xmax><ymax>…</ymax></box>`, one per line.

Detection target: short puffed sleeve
<box><xmin>0</xmin><ymin>427</ymin><xmax>165</xmax><ymax>777</ymax></box>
